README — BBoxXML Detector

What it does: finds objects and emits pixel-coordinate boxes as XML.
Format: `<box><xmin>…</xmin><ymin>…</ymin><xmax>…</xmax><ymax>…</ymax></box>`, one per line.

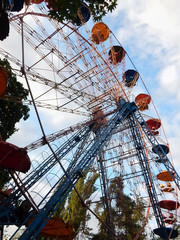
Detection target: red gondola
<box><xmin>159</xmin><ymin>200</ymin><xmax>179</xmax><ymax>210</ymax></box>
<box><xmin>146</xmin><ymin>118</ymin><xmax>161</xmax><ymax>130</ymax></box>
<box><xmin>27</xmin><ymin>217</ymin><xmax>75</xmax><ymax>240</ymax></box>
<box><xmin>0</xmin><ymin>141</ymin><xmax>31</xmax><ymax>173</ymax></box>
<box><xmin>108</xmin><ymin>46</ymin><xmax>126</xmax><ymax>65</ymax></box>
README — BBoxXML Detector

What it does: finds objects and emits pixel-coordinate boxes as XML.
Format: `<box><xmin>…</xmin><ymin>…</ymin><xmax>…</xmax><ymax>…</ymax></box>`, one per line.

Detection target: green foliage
<box><xmin>0</xmin><ymin>58</ymin><xmax>30</xmax><ymax>141</ymax></box>
<box><xmin>48</xmin><ymin>0</ymin><xmax>118</xmax><ymax>23</ymax></box>
<box><xmin>54</xmin><ymin>172</ymin><xmax>99</xmax><ymax>235</ymax></box>
<box><xmin>0</xmin><ymin>58</ymin><xmax>30</xmax><ymax>189</ymax></box>
<box><xmin>54</xmin><ymin>174</ymin><xmax>147</xmax><ymax>239</ymax></box>
<box><xmin>93</xmin><ymin>177</ymin><xmax>147</xmax><ymax>240</ymax></box>
<box><xmin>0</xmin><ymin>168</ymin><xmax>11</xmax><ymax>189</ymax></box>
<box><xmin>91</xmin><ymin>232</ymin><xmax>109</xmax><ymax>240</ymax></box>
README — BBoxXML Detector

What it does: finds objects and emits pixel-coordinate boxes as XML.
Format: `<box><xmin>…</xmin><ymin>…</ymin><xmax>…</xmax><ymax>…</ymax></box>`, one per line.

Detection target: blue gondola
<box><xmin>123</xmin><ymin>69</ymin><xmax>139</xmax><ymax>87</ymax></box>
<box><xmin>74</xmin><ymin>3</ymin><xmax>90</xmax><ymax>26</ymax></box>
<box><xmin>11</xmin><ymin>0</ymin><xmax>24</xmax><ymax>11</ymax></box>
<box><xmin>152</xmin><ymin>144</ymin><xmax>169</xmax><ymax>155</ymax></box>
<box><xmin>153</xmin><ymin>227</ymin><xmax>178</xmax><ymax>239</ymax></box>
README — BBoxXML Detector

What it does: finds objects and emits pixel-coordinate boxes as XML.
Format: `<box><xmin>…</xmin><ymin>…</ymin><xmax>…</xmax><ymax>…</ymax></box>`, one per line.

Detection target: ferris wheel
<box><xmin>0</xmin><ymin>1</ymin><xmax>180</xmax><ymax>239</ymax></box>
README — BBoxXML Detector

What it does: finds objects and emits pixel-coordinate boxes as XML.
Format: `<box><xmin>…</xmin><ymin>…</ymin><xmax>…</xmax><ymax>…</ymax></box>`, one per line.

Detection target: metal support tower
<box><xmin>18</xmin><ymin>100</ymin><xmax>135</xmax><ymax>239</ymax></box>
<box><xmin>131</xmin><ymin>107</ymin><xmax>180</xmax><ymax>240</ymax></box>
<box><xmin>133</xmin><ymin>109</ymin><xmax>180</xmax><ymax>190</ymax></box>
<box><xmin>97</xmin><ymin>153</ymin><xmax>113</xmax><ymax>239</ymax></box>
<box><xmin>1</xmin><ymin>100</ymin><xmax>180</xmax><ymax>239</ymax></box>
<box><xmin>127</xmin><ymin>114</ymin><xmax>168</xmax><ymax>239</ymax></box>
<box><xmin>0</xmin><ymin>124</ymin><xmax>93</xmax><ymax>225</ymax></box>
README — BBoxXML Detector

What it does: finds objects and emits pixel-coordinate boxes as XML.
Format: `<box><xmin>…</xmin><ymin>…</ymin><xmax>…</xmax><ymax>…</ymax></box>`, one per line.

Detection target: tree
<box><xmin>53</xmin><ymin>174</ymin><xmax>148</xmax><ymax>240</ymax></box>
<box><xmin>0</xmin><ymin>58</ymin><xmax>29</xmax><ymax>141</ymax></box>
<box><xmin>93</xmin><ymin>177</ymin><xmax>147</xmax><ymax>240</ymax></box>
<box><xmin>0</xmin><ymin>58</ymin><xmax>30</xmax><ymax>188</ymax></box>
<box><xmin>48</xmin><ymin>0</ymin><xmax>118</xmax><ymax>23</ymax></box>
<box><xmin>54</xmin><ymin>172</ymin><xmax>99</xmax><ymax>237</ymax></box>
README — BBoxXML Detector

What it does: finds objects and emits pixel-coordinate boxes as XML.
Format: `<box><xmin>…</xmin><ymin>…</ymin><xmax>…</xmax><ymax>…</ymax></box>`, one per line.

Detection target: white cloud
<box><xmin>8</xmin><ymin>113</ymin><xmax>42</xmax><ymax>147</ymax></box>
<box><xmin>113</xmin><ymin>0</ymin><xmax>180</xmax><ymax>56</ymax></box>
<box><xmin>158</xmin><ymin>65</ymin><xmax>179</xmax><ymax>96</ymax></box>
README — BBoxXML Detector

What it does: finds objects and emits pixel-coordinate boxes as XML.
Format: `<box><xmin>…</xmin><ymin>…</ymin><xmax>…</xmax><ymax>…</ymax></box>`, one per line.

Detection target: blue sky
<box><xmin>101</xmin><ymin>0</ymin><xmax>180</xmax><ymax>172</ymax></box>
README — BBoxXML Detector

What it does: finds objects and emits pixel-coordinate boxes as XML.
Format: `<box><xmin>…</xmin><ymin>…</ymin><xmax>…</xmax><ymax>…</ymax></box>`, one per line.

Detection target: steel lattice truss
<box><xmin>1</xmin><ymin>3</ymin><xmax>129</xmax><ymax>117</ymax></box>
<box><xmin>0</xmin><ymin>101</ymin><xmax>179</xmax><ymax>239</ymax></box>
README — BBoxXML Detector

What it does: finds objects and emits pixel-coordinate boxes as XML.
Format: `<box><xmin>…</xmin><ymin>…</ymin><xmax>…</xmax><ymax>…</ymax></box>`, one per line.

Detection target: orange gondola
<box><xmin>135</xmin><ymin>93</ymin><xmax>151</xmax><ymax>111</ymax></box>
<box><xmin>0</xmin><ymin>141</ymin><xmax>31</xmax><ymax>173</ymax></box>
<box><xmin>159</xmin><ymin>200</ymin><xmax>179</xmax><ymax>210</ymax></box>
<box><xmin>27</xmin><ymin>217</ymin><xmax>75</xmax><ymax>240</ymax></box>
<box><xmin>91</xmin><ymin>22</ymin><xmax>109</xmax><ymax>44</ymax></box>
<box><xmin>0</xmin><ymin>66</ymin><xmax>8</xmax><ymax>96</ymax></box>
<box><xmin>157</xmin><ymin>171</ymin><xmax>174</xmax><ymax>182</ymax></box>
<box><xmin>108</xmin><ymin>46</ymin><xmax>126</xmax><ymax>65</ymax></box>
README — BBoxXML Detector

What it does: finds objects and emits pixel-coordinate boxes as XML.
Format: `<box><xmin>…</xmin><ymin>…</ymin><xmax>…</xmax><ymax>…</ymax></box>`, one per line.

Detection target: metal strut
<box><xmin>131</xmin><ymin>107</ymin><xmax>180</xmax><ymax>240</ymax></box>
<box><xmin>133</xmin><ymin>109</ymin><xmax>180</xmax><ymax>191</ymax></box>
<box><xmin>18</xmin><ymin>100</ymin><xmax>135</xmax><ymax>239</ymax></box>
<box><xmin>127</xmin><ymin>114</ymin><xmax>166</xmax><ymax>229</ymax></box>
<box><xmin>2</xmin><ymin>100</ymin><xmax>178</xmax><ymax>240</ymax></box>
<box><xmin>0</xmin><ymin>124</ymin><xmax>93</xmax><ymax>226</ymax></box>
<box><xmin>97</xmin><ymin>153</ymin><xmax>113</xmax><ymax>239</ymax></box>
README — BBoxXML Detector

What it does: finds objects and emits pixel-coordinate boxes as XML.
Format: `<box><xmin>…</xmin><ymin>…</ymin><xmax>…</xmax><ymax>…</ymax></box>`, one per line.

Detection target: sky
<box><xmin>103</xmin><ymin>0</ymin><xmax>180</xmax><ymax>172</ymax></box>
<box><xmin>1</xmin><ymin>0</ymin><xmax>180</xmax><ymax>238</ymax></box>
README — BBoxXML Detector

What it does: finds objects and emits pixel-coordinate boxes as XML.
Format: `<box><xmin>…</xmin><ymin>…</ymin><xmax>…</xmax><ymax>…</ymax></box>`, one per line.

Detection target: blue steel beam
<box><xmin>18</xmin><ymin>100</ymin><xmax>136</xmax><ymax>239</ymax></box>
<box><xmin>97</xmin><ymin>153</ymin><xmax>113</xmax><ymax>238</ymax></box>
<box><xmin>133</xmin><ymin>109</ymin><xmax>180</xmax><ymax>191</ymax></box>
<box><xmin>128</xmin><ymin>114</ymin><xmax>166</xmax><ymax>231</ymax></box>
<box><xmin>20</xmin><ymin>125</ymin><xmax>93</xmax><ymax>192</ymax></box>
<box><xmin>0</xmin><ymin>125</ymin><xmax>93</xmax><ymax>225</ymax></box>
<box><xmin>130</xmin><ymin>107</ymin><xmax>180</xmax><ymax>239</ymax></box>
<box><xmin>66</xmin><ymin>128</ymin><xmax>92</xmax><ymax>174</ymax></box>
